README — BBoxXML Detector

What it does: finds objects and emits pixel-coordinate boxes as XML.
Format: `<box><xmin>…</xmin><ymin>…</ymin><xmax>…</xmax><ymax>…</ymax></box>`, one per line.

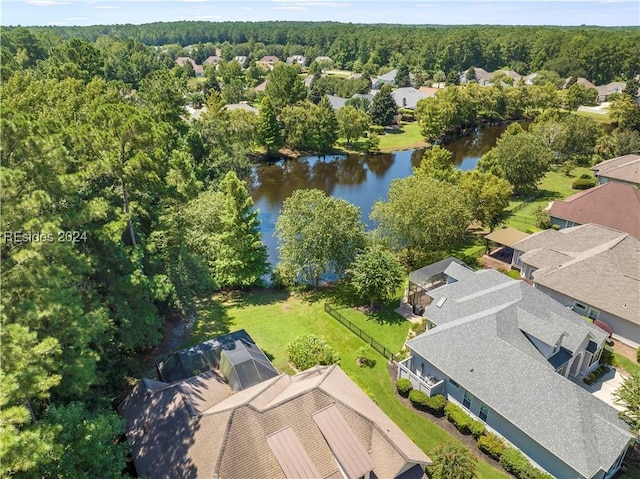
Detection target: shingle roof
<box><xmin>326</xmin><ymin>94</ymin><xmax>348</xmax><ymax>110</ymax></box>
<box><xmin>378</xmin><ymin>68</ymin><xmax>398</xmax><ymax>82</ymax></box>
<box><xmin>548</xmin><ymin>182</ymin><xmax>640</xmax><ymax>237</ymax></box>
<box><xmin>407</xmin><ymin>269</ymin><xmax>631</xmax><ymax>478</ymax></box>
<box><xmin>391</xmin><ymin>87</ymin><xmax>428</xmax><ymax>109</ymax></box>
<box><xmin>513</xmin><ymin>224</ymin><xmax>640</xmax><ymax>325</ymax></box>
<box><xmin>408</xmin><ymin>256</ymin><xmax>469</xmax><ymax>287</ymax></box>
<box><xmin>122</xmin><ymin>365</ymin><xmax>431</xmax><ymax>479</ymax></box>
<box><xmin>592</xmin><ymin>154</ymin><xmax>640</xmax><ymax>185</ymax></box>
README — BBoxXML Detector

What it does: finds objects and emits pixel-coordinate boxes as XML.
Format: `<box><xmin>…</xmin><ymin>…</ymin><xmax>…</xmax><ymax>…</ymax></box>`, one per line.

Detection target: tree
<box><xmin>337</xmin><ymin>105</ymin><xmax>371</xmax><ymax>147</ymax></box>
<box><xmin>430</xmin><ymin>442</ymin><xmax>477</xmax><ymax>479</ymax></box>
<box><xmin>465</xmin><ymin>67</ymin><xmax>477</xmax><ymax>83</ymax></box>
<box><xmin>623</xmin><ymin>78</ymin><xmax>640</xmax><ymax>100</ymax></box>
<box><xmin>563</xmin><ymin>83</ymin><xmax>597</xmax><ymax>110</ymax></box>
<box><xmin>276</xmin><ymin>189</ymin><xmax>365</xmax><ymax>287</ymax></box>
<box><xmin>370</xmin><ymin>84</ymin><xmax>398</xmax><ymax>126</ymax></box>
<box><xmin>613</xmin><ymin>370</ymin><xmax>640</xmax><ymax>435</ymax></box>
<box><xmin>316</xmin><ymin>95</ymin><xmax>339</xmax><ymax>151</ymax></box>
<box><xmin>395</xmin><ymin>63</ymin><xmax>411</xmax><ymax>87</ymax></box>
<box><xmin>415</xmin><ymin>145</ymin><xmax>460</xmax><ymax>183</ymax></box>
<box><xmin>459</xmin><ymin>170</ymin><xmax>512</xmax><ymax>231</ymax></box>
<box><xmin>256</xmin><ymin>95</ymin><xmax>283</xmax><ymax>155</ymax></box>
<box><xmin>371</xmin><ymin>175</ymin><xmax>470</xmax><ymax>269</ymax></box>
<box><xmin>347</xmin><ymin>245</ymin><xmax>405</xmax><ymax>310</ymax></box>
<box><xmin>478</xmin><ymin>129</ymin><xmax>553</xmax><ymax>195</ymax></box>
<box><xmin>211</xmin><ymin>171</ymin><xmax>269</xmax><ymax>288</ymax></box>
<box><xmin>286</xmin><ymin>335</ymin><xmax>339</xmax><ymax>371</ymax></box>
<box><xmin>265</xmin><ymin>62</ymin><xmax>307</xmax><ymax>110</ymax></box>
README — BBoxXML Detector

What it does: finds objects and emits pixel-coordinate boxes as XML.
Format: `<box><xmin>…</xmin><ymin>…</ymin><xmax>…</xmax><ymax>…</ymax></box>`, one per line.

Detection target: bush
<box><xmin>477</xmin><ymin>433</ymin><xmax>506</xmax><ymax>460</ymax></box>
<box><xmin>396</xmin><ymin>378</ymin><xmax>413</xmax><ymax>397</ymax></box>
<box><xmin>355</xmin><ymin>345</ymin><xmax>376</xmax><ymax>368</ymax></box>
<box><xmin>444</xmin><ymin>402</ymin><xmax>473</xmax><ymax>434</ymax></box>
<box><xmin>286</xmin><ymin>335</ymin><xmax>339</xmax><ymax>371</ymax></box>
<box><xmin>408</xmin><ymin>391</ymin><xmax>447</xmax><ymax>414</ymax></box>
<box><xmin>468</xmin><ymin>420</ymin><xmax>486</xmax><ymax>439</ymax></box>
<box><xmin>594</xmin><ymin>319</ymin><xmax>613</xmax><ymax>337</ymax></box>
<box><xmin>500</xmin><ymin>447</ymin><xmax>532</xmax><ymax>477</ymax></box>
<box><xmin>571</xmin><ymin>177</ymin><xmax>596</xmax><ymax>190</ymax></box>
<box><xmin>637</xmin><ymin>346</ymin><xmax>640</xmax><ymax>364</ymax></box>
<box><xmin>583</xmin><ymin>364</ymin><xmax>610</xmax><ymax>385</ymax></box>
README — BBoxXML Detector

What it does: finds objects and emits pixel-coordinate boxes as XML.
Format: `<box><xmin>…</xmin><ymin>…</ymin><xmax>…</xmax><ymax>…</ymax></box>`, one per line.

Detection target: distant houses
<box><xmin>592</xmin><ymin>154</ymin><xmax>640</xmax><ymax>188</ymax></box>
<box><xmin>175</xmin><ymin>56</ymin><xmax>204</xmax><ymax>77</ymax></box>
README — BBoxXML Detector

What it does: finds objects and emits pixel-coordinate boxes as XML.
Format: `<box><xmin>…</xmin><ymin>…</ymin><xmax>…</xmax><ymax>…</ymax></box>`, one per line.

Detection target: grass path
<box><xmin>186</xmin><ymin>288</ymin><xmax>510</xmax><ymax>479</ymax></box>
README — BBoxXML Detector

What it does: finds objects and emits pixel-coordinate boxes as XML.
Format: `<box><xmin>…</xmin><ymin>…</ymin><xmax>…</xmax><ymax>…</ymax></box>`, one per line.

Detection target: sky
<box><xmin>1</xmin><ymin>0</ymin><xmax>639</xmax><ymax>27</ymax></box>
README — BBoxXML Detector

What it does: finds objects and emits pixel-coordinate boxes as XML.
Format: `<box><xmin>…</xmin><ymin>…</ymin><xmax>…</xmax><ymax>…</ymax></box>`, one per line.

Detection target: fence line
<box><xmin>509</xmin><ymin>214</ymin><xmax>537</xmax><ymax>225</ymax></box>
<box><xmin>324</xmin><ymin>303</ymin><xmax>396</xmax><ymax>361</ymax></box>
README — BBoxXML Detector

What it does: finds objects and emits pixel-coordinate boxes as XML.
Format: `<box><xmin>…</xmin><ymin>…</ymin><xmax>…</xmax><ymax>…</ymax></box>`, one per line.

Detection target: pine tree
<box><xmin>395</xmin><ymin>63</ymin><xmax>411</xmax><ymax>87</ymax></box>
<box><xmin>370</xmin><ymin>84</ymin><xmax>398</xmax><ymax>126</ymax></box>
<box><xmin>256</xmin><ymin>96</ymin><xmax>283</xmax><ymax>156</ymax></box>
<box><xmin>315</xmin><ymin>95</ymin><xmax>338</xmax><ymax>151</ymax></box>
<box><xmin>212</xmin><ymin>171</ymin><xmax>269</xmax><ymax>288</ymax></box>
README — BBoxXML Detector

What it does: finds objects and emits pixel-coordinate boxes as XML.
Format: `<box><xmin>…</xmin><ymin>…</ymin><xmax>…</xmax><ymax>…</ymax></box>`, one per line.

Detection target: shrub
<box><xmin>444</xmin><ymin>402</ymin><xmax>473</xmax><ymax>434</ymax></box>
<box><xmin>355</xmin><ymin>345</ymin><xmax>376</xmax><ymax>368</ymax></box>
<box><xmin>500</xmin><ymin>447</ymin><xmax>532</xmax><ymax>477</ymax></box>
<box><xmin>468</xmin><ymin>420</ymin><xmax>486</xmax><ymax>439</ymax></box>
<box><xmin>594</xmin><ymin>319</ymin><xmax>613</xmax><ymax>337</ymax></box>
<box><xmin>477</xmin><ymin>433</ymin><xmax>506</xmax><ymax>460</ymax></box>
<box><xmin>583</xmin><ymin>364</ymin><xmax>610</xmax><ymax>385</ymax></box>
<box><xmin>396</xmin><ymin>378</ymin><xmax>413</xmax><ymax>397</ymax></box>
<box><xmin>637</xmin><ymin>346</ymin><xmax>640</xmax><ymax>364</ymax></box>
<box><xmin>408</xmin><ymin>391</ymin><xmax>447</xmax><ymax>414</ymax></box>
<box><xmin>286</xmin><ymin>335</ymin><xmax>339</xmax><ymax>370</ymax></box>
<box><xmin>571</xmin><ymin>177</ymin><xmax>596</xmax><ymax>190</ymax></box>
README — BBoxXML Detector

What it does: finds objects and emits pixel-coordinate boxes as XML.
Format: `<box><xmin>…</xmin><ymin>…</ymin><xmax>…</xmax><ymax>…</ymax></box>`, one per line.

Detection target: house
<box><xmin>400</xmin><ymin>262</ymin><xmax>633</xmax><ymax>479</ymax></box>
<box><xmin>254</xmin><ymin>79</ymin><xmax>269</xmax><ymax>92</ymax></box>
<box><xmin>493</xmin><ymin>69</ymin><xmax>522</xmax><ymax>83</ymax></box>
<box><xmin>175</xmin><ymin>56</ymin><xmax>204</xmax><ymax>76</ymax></box>
<box><xmin>123</xmin><ymin>335</ymin><xmax>432</xmax><ymax>479</ymax></box>
<box><xmin>596</xmin><ymin>81</ymin><xmax>626</xmax><ymax>102</ymax></box>
<box><xmin>258</xmin><ymin>55</ymin><xmax>280</xmax><ymax>69</ymax></box>
<box><xmin>511</xmin><ymin>224</ymin><xmax>640</xmax><ymax>347</ymax></box>
<box><xmin>563</xmin><ymin>77</ymin><xmax>597</xmax><ymax>90</ymax></box>
<box><xmin>392</xmin><ymin>87</ymin><xmax>428</xmax><ymax>109</ymax></box>
<box><xmin>372</xmin><ymin>68</ymin><xmax>397</xmax><ymax>89</ymax></box>
<box><xmin>303</xmin><ymin>75</ymin><xmax>315</xmax><ymax>88</ymax></box>
<box><xmin>325</xmin><ymin>94</ymin><xmax>348</xmax><ymax>110</ymax></box>
<box><xmin>315</xmin><ymin>56</ymin><xmax>333</xmax><ymax>64</ymax></box>
<box><xmin>286</xmin><ymin>55</ymin><xmax>306</xmax><ymax>66</ymax></box>
<box><xmin>233</xmin><ymin>55</ymin><xmax>248</xmax><ymax>67</ymax></box>
<box><xmin>591</xmin><ymin>154</ymin><xmax>640</xmax><ymax>187</ymax></box>
<box><xmin>418</xmin><ymin>86</ymin><xmax>438</xmax><ymax>98</ymax></box>
<box><xmin>225</xmin><ymin>103</ymin><xmax>259</xmax><ymax>114</ymax></box>
<box><xmin>203</xmin><ymin>55</ymin><xmax>222</xmax><ymax>67</ymax></box>
<box><xmin>523</xmin><ymin>72</ymin><xmax>538</xmax><ymax>84</ymax></box>
<box><xmin>462</xmin><ymin>67</ymin><xmax>493</xmax><ymax>86</ymax></box>
<box><xmin>547</xmin><ymin>182</ymin><xmax>640</xmax><ymax>237</ymax></box>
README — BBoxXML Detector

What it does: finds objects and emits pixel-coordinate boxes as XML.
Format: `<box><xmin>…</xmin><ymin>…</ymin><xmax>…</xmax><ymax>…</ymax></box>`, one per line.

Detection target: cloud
<box><xmin>94</xmin><ymin>5</ymin><xmax>118</xmax><ymax>8</ymax></box>
<box><xmin>26</xmin><ymin>0</ymin><xmax>71</xmax><ymax>5</ymax></box>
<box><xmin>273</xmin><ymin>5</ymin><xmax>308</xmax><ymax>9</ymax></box>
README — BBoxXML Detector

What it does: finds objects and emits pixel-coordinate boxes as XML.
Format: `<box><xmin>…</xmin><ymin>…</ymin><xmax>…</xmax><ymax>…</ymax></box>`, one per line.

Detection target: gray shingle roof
<box><xmin>326</xmin><ymin>94</ymin><xmax>348</xmax><ymax>110</ymax></box>
<box><xmin>391</xmin><ymin>87</ymin><xmax>428</xmax><ymax>109</ymax></box>
<box><xmin>407</xmin><ymin>271</ymin><xmax>631</xmax><ymax>477</ymax></box>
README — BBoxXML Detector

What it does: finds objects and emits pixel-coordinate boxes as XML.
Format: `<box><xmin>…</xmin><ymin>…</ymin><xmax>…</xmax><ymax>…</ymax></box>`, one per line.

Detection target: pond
<box><xmin>250</xmin><ymin>123</ymin><xmax>514</xmax><ymax>266</ymax></box>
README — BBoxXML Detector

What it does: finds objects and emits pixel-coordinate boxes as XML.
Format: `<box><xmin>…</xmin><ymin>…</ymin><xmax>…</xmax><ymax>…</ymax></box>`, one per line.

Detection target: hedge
<box><xmin>637</xmin><ymin>346</ymin><xmax>640</xmax><ymax>363</ymax></box>
<box><xmin>468</xmin><ymin>420</ymin><xmax>486</xmax><ymax>439</ymax></box>
<box><xmin>500</xmin><ymin>447</ymin><xmax>553</xmax><ymax>479</ymax></box>
<box><xmin>571</xmin><ymin>177</ymin><xmax>596</xmax><ymax>190</ymax></box>
<box><xmin>583</xmin><ymin>364</ymin><xmax>609</xmax><ymax>385</ymax></box>
<box><xmin>396</xmin><ymin>378</ymin><xmax>413</xmax><ymax>397</ymax></box>
<box><xmin>444</xmin><ymin>402</ymin><xmax>473</xmax><ymax>434</ymax></box>
<box><xmin>477</xmin><ymin>433</ymin><xmax>506</xmax><ymax>460</ymax></box>
<box><xmin>408</xmin><ymin>390</ymin><xmax>447</xmax><ymax>414</ymax></box>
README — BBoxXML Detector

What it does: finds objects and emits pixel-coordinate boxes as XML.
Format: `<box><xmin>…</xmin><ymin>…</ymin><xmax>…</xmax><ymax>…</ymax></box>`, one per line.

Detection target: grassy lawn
<box><xmin>574</xmin><ymin>109</ymin><xmax>613</xmax><ymax>124</ymax></box>
<box><xmin>378</xmin><ymin>121</ymin><xmax>429</xmax><ymax>151</ymax></box>
<box><xmin>187</xmin><ymin>288</ymin><xmax>509</xmax><ymax>479</ymax></box>
<box><xmin>324</xmin><ymin>69</ymin><xmax>353</xmax><ymax>78</ymax></box>
<box><xmin>505</xmin><ymin>165</ymin><xmax>592</xmax><ymax>232</ymax></box>
<box><xmin>620</xmin><ymin>465</ymin><xmax>640</xmax><ymax>479</ymax></box>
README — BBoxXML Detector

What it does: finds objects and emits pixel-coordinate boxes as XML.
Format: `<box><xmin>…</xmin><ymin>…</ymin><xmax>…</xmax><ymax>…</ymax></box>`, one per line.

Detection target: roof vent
<box><xmin>436</xmin><ymin>297</ymin><xmax>447</xmax><ymax>308</ymax></box>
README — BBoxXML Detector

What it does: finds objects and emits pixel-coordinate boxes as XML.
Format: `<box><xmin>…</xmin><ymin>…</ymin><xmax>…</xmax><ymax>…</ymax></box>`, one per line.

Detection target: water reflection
<box><xmin>251</xmin><ymin>124</ymin><xmax>512</xmax><ymax>266</ymax></box>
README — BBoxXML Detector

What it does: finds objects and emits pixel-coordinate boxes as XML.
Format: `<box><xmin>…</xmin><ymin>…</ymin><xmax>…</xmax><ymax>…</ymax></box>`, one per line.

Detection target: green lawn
<box><xmin>187</xmin><ymin>288</ymin><xmax>509</xmax><ymax>479</ymax></box>
<box><xmin>378</xmin><ymin>121</ymin><xmax>429</xmax><ymax>151</ymax></box>
<box><xmin>574</xmin><ymin>109</ymin><xmax>613</xmax><ymax>124</ymax></box>
<box><xmin>505</xmin><ymin>165</ymin><xmax>592</xmax><ymax>232</ymax></box>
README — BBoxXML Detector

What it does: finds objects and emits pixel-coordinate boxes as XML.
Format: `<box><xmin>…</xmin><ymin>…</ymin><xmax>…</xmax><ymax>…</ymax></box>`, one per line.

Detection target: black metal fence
<box><xmin>324</xmin><ymin>303</ymin><xmax>396</xmax><ymax>361</ymax></box>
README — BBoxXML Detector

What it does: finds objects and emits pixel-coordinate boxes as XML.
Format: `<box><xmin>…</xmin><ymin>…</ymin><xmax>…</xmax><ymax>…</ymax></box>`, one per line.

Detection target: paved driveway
<box><xmin>574</xmin><ymin>367</ymin><xmax>625</xmax><ymax>411</ymax></box>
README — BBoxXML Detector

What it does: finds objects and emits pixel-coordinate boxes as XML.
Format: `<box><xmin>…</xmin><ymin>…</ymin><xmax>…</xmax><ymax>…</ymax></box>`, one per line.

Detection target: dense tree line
<box><xmin>4</xmin><ymin>23</ymin><xmax>639</xmax><ymax>84</ymax></box>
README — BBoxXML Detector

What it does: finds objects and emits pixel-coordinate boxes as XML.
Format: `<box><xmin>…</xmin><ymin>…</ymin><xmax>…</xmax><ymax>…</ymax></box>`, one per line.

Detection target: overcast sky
<box><xmin>2</xmin><ymin>0</ymin><xmax>639</xmax><ymax>27</ymax></box>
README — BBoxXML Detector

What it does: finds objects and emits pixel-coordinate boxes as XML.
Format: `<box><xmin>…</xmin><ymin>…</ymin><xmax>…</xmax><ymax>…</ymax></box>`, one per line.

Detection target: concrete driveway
<box><xmin>574</xmin><ymin>367</ymin><xmax>625</xmax><ymax>411</ymax></box>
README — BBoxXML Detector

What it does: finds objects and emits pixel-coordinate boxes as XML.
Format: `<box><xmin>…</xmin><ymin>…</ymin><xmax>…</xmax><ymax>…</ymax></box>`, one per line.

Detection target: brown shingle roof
<box><xmin>548</xmin><ymin>182</ymin><xmax>640</xmax><ymax>237</ymax></box>
<box><xmin>122</xmin><ymin>365</ymin><xmax>431</xmax><ymax>479</ymax></box>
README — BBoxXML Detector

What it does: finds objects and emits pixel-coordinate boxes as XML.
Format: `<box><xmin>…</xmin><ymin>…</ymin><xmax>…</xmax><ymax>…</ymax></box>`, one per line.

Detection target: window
<box><xmin>479</xmin><ymin>403</ymin><xmax>489</xmax><ymax>422</ymax></box>
<box><xmin>449</xmin><ymin>379</ymin><xmax>459</xmax><ymax>389</ymax></box>
<box><xmin>587</xmin><ymin>308</ymin><xmax>600</xmax><ymax>320</ymax></box>
<box><xmin>463</xmin><ymin>391</ymin><xmax>472</xmax><ymax>409</ymax></box>
<box><xmin>573</xmin><ymin>302</ymin><xmax>587</xmax><ymax>313</ymax></box>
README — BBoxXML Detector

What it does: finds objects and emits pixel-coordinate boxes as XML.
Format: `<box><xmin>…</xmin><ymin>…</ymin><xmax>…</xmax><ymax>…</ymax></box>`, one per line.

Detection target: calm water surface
<box><xmin>250</xmin><ymin>124</ymin><xmax>512</xmax><ymax>265</ymax></box>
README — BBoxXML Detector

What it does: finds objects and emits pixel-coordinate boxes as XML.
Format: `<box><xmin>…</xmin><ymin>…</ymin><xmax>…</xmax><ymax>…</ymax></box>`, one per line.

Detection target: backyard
<box><xmin>185</xmin><ymin>287</ymin><xmax>510</xmax><ymax>479</ymax></box>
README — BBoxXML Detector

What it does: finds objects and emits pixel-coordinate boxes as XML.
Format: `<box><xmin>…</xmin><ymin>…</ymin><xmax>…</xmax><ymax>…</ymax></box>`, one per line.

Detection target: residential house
<box><xmin>523</xmin><ymin>72</ymin><xmax>538</xmax><ymax>84</ymax></box>
<box><xmin>511</xmin><ymin>224</ymin><xmax>640</xmax><ymax>347</ymax></box>
<box><xmin>464</xmin><ymin>67</ymin><xmax>493</xmax><ymax>86</ymax></box>
<box><xmin>493</xmin><ymin>69</ymin><xmax>522</xmax><ymax>84</ymax></box>
<box><xmin>315</xmin><ymin>56</ymin><xmax>333</xmax><ymax>64</ymax></box>
<box><xmin>286</xmin><ymin>55</ymin><xmax>306</xmax><ymax>66</ymax></box>
<box><xmin>123</xmin><ymin>332</ymin><xmax>432</xmax><ymax>479</ymax></box>
<box><xmin>175</xmin><ymin>56</ymin><xmax>204</xmax><ymax>77</ymax></box>
<box><xmin>233</xmin><ymin>55</ymin><xmax>248</xmax><ymax>68</ymax></box>
<box><xmin>325</xmin><ymin>94</ymin><xmax>348</xmax><ymax>110</ymax></box>
<box><xmin>203</xmin><ymin>55</ymin><xmax>222</xmax><ymax>67</ymax></box>
<box><xmin>563</xmin><ymin>77</ymin><xmax>597</xmax><ymax>90</ymax></box>
<box><xmin>592</xmin><ymin>154</ymin><xmax>640</xmax><ymax>187</ymax></box>
<box><xmin>418</xmin><ymin>86</ymin><xmax>438</xmax><ymax>98</ymax></box>
<box><xmin>258</xmin><ymin>55</ymin><xmax>280</xmax><ymax>69</ymax></box>
<box><xmin>400</xmin><ymin>262</ymin><xmax>633</xmax><ymax>479</ymax></box>
<box><xmin>254</xmin><ymin>79</ymin><xmax>269</xmax><ymax>92</ymax></box>
<box><xmin>225</xmin><ymin>103</ymin><xmax>259</xmax><ymax>114</ymax></box>
<box><xmin>392</xmin><ymin>87</ymin><xmax>428</xmax><ymax>109</ymax></box>
<box><xmin>547</xmin><ymin>182</ymin><xmax>640</xmax><ymax>237</ymax></box>
<box><xmin>372</xmin><ymin>68</ymin><xmax>397</xmax><ymax>89</ymax></box>
<box><xmin>303</xmin><ymin>75</ymin><xmax>315</xmax><ymax>88</ymax></box>
<box><xmin>596</xmin><ymin>81</ymin><xmax>626</xmax><ymax>102</ymax></box>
